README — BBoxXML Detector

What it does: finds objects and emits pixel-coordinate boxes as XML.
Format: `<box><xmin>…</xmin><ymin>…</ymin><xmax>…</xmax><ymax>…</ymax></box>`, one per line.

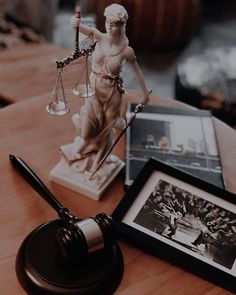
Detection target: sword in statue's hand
<box><xmin>90</xmin><ymin>92</ymin><xmax>152</xmax><ymax>180</ymax></box>
<box><xmin>74</xmin><ymin>4</ymin><xmax>81</xmax><ymax>53</ymax></box>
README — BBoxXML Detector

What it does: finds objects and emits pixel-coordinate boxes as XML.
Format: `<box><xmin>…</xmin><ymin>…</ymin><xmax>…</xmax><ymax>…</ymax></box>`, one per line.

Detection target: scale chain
<box><xmin>58</xmin><ymin>70</ymin><xmax>67</xmax><ymax>106</ymax></box>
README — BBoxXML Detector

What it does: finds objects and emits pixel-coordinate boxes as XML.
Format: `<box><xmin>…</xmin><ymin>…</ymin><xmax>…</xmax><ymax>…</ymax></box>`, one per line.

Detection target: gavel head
<box><xmin>55</xmin><ymin>213</ymin><xmax>117</xmax><ymax>266</ymax></box>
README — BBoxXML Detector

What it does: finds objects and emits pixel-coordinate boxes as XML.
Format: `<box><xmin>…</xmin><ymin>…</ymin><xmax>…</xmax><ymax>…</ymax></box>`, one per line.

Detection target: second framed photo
<box><xmin>125</xmin><ymin>104</ymin><xmax>225</xmax><ymax>189</ymax></box>
<box><xmin>113</xmin><ymin>159</ymin><xmax>236</xmax><ymax>293</ymax></box>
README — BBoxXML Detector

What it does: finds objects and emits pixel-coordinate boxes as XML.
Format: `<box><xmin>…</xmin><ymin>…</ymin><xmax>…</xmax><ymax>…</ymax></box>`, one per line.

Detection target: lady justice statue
<box><xmin>50</xmin><ymin>4</ymin><xmax>151</xmax><ymax>200</ymax></box>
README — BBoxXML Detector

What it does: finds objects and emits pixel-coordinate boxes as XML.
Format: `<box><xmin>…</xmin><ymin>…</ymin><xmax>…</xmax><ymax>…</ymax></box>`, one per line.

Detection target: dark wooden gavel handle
<box><xmin>9</xmin><ymin>154</ymin><xmax>64</xmax><ymax>214</ymax></box>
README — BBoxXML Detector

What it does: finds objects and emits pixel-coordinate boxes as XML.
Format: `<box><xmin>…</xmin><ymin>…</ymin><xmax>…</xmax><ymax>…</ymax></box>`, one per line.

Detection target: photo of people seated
<box><xmin>134</xmin><ymin>179</ymin><xmax>236</xmax><ymax>270</ymax></box>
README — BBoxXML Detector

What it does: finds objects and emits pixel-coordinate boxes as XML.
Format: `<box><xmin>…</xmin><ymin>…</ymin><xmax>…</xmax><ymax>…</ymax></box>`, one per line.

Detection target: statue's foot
<box><xmin>72</xmin><ymin>157</ymin><xmax>90</xmax><ymax>173</ymax></box>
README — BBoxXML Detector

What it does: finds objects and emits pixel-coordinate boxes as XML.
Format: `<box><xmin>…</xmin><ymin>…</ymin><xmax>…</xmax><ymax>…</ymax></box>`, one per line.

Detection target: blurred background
<box><xmin>1</xmin><ymin>0</ymin><xmax>236</xmax><ymax>126</ymax></box>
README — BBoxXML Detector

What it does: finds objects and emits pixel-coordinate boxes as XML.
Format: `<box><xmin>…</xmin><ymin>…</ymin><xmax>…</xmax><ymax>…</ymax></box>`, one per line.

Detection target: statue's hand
<box><xmin>140</xmin><ymin>89</ymin><xmax>152</xmax><ymax>105</ymax></box>
<box><xmin>134</xmin><ymin>104</ymin><xmax>144</xmax><ymax>114</ymax></box>
<box><xmin>70</xmin><ymin>15</ymin><xmax>81</xmax><ymax>28</ymax></box>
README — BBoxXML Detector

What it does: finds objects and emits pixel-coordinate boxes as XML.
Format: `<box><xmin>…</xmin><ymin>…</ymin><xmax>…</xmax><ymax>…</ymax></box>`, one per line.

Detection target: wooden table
<box><xmin>0</xmin><ymin>88</ymin><xmax>236</xmax><ymax>294</ymax></box>
<box><xmin>0</xmin><ymin>44</ymin><xmax>86</xmax><ymax>104</ymax></box>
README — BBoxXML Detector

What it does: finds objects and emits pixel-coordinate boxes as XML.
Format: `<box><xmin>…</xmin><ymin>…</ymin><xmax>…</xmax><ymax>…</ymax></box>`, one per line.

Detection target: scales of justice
<box><xmin>46</xmin><ymin>4</ymin><xmax>150</xmax><ymax>200</ymax></box>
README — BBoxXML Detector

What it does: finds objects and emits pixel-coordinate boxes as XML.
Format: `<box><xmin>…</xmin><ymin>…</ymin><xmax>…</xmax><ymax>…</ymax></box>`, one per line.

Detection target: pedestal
<box><xmin>50</xmin><ymin>156</ymin><xmax>125</xmax><ymax>201</ymax></box>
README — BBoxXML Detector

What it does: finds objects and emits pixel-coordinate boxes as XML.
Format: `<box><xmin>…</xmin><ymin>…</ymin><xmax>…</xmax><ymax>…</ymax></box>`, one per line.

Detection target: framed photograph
<box><xmin>113</xmin><ymin>158</ymin><xmax>236</xmax><ymax>293</ymax></box>
<box><xmin>125</xmin><ymin>104</ymin><xmax>225</xmax><ymax>189</ymax></box>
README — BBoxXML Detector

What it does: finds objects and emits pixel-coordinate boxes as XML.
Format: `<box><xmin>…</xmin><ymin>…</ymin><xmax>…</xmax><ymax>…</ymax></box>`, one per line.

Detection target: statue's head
<box><xmin>104</xmin><ymin>4</ymin><xmax>128</xmax><ymax>37</ymax></box>
<box><xmin>104</xmin><ymin>4</ymin><xmax>128</xmax><ymax>23</ymax></box>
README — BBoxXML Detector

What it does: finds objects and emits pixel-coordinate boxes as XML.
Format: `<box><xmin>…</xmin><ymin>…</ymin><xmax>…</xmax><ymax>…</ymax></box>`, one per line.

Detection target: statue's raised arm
<box><xmin>71</xmin><ymin>8</ymin><xmax>103</xmax><ymax>42</ymax></box>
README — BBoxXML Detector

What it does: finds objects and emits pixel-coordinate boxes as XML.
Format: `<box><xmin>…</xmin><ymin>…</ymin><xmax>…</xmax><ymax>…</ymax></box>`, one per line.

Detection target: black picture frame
<box><xmin>112</xmin><ymin>158</ymin><xmax>236</xmax><ymax>293</ymax></box>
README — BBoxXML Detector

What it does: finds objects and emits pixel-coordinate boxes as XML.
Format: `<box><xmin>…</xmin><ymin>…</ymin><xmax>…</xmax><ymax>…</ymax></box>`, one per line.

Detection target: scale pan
<box><xmin>46</xmin><ymin>101</ymin><xmax>70</xmax><ymax>116</ymax></box>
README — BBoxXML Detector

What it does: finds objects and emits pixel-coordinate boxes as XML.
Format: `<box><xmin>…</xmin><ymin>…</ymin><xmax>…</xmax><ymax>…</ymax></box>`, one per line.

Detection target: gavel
<box><xmin>10</xmin><ymin>155</ymin><xmax>117</xmax><ymax>266</ymax></box>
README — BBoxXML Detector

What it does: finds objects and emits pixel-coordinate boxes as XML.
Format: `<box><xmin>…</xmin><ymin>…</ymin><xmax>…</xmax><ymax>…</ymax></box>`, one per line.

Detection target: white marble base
<box><xmin>50</xmin><ymin>156</ymin><xmax>125</xmax><ymax>201</ymax></box>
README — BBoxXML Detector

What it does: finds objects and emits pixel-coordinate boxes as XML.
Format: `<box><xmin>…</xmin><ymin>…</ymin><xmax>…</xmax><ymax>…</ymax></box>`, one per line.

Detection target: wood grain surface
<box><xmin>0</xmin><ymin>91</ymin><xmax>235</xmax><ymax>295</ymax></box>
<box><xmin>0</xmin><ymin>43</ymin><xmax>236</xmax><ymax>294</ymax></box>
<box><xmin>0</xmin><ymin>44</ymin><xmax>86</xmax><ymax>104</ymax></box>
